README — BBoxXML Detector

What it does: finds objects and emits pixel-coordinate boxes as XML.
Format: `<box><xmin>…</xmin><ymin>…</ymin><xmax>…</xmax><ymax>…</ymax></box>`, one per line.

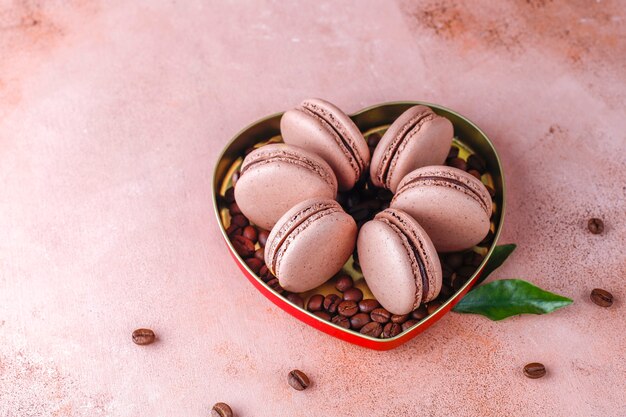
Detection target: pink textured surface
<box><xmin>1</xmin><ymin>1</ymin><xmax>625</xmax><ymax>416</ymax></box>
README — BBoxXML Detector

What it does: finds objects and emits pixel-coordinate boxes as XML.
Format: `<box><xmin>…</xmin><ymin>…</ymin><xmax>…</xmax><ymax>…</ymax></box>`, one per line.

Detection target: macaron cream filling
<box><xmin>394</xmin><ymin>173</ymin><xmax>490</xmax><ymax>215</ymax></box>
<box><xmin>375</xmin><ymin>211</ymin><xmax>431</xmax><ymax>309</ymax></box>
<box><xmin>240</xmin><ymin>148</ymin><xmax>336</xmax><ymax>189</ymax></box>
<box><xmin>267</xmin><ymin>201</ymin><xmax>342</xmax><ymax>276</ymax></box>
<box><xmin>298</xmin><ymin>101</ymin><xmax>364</xmax><ymax>181</ymax></box>
<box><xmin>376</xmin><ymin>110</ymin><xmax>436</xmax><ymax>188</ymax></box>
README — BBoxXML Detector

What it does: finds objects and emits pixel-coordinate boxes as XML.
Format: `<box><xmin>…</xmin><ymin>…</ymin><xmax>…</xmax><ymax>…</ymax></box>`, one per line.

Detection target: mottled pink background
<box><xmin>1</xmin><ymin>1</ymin><xmax>625</xmax><ymax>416</ymax></box>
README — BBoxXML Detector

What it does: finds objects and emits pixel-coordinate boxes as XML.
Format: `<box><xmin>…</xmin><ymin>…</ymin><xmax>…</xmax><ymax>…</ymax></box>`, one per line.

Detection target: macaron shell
<box><xmin>357</xmin><ymin>220</ymin><xmax>421</xmax><ymax>315</ymax></box>
<box><xmin>269</xmin><ymin>200</ymin><xmax>357</xmax><ymax>293</ymax></box>
<box><xmin>391</xmin><ymin>166</ymin><xmax>492</xmax><ymax>252</ymax></box>
<box><xmin>234</xmin><ymin>145</ymin><xmax>337</xmax><ymax>231</ymax></box>
<box><xmin>370</xmin><ymin>105</ymin><xmax>453</xmax><ymax>192</ymax></box>
<box><xmin>281</xmin><ymin>99</ymin><xmax>369</xmax><ymax>191</ymax></box>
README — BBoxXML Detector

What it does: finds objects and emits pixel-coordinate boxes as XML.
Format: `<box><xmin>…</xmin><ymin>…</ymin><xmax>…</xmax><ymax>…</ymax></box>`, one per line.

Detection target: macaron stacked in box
<box><xmin>231</xmin><ymin>98</ymin><xmax>494</xmax><ymax>321</ymax></box>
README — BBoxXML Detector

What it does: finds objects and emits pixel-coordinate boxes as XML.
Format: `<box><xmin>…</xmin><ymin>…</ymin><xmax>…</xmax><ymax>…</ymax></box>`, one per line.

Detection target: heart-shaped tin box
<box><xmin>212</xmin><ymin>101</ymin><xmax>505</xmax><ymax>350</ymax></box>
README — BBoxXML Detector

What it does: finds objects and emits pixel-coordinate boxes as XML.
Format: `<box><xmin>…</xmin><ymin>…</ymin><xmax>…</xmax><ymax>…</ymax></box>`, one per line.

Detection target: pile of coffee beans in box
<box><xmin>221</xmin><ymin>136</ymin><xmax>496</xmax><ymax>339</ymax></box>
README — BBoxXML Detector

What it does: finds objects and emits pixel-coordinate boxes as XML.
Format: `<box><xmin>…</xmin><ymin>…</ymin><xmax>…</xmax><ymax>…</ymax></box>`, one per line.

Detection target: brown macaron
<box><xmin>357</xmin><ymin>208</ymin><xmax>442</xmax><ymax>315</ymax></box>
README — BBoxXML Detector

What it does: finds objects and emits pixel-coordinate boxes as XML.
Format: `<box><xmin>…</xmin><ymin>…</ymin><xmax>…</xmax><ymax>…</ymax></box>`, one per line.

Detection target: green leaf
<box><xmin>475</xmin><ymin>244</ymin><xmax>517</xmax><ymax>285</ymax></box>
<box><xmin>453</xmin><ymin>279</ymin><xmax>573</xmax><ymax>321</ymax></box>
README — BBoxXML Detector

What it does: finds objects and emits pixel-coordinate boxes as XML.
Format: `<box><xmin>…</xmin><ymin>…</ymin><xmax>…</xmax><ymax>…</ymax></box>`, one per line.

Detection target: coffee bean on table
<box><xmin>457</xmin><ymin>265</ymin><xmax>476</xmax><ymax>280</ymax></box>
<box><xmin>367</xmin><ymin>133</ymin><xmax>381</xmax><ymax>147</ymax></box>
<box><xmin>253</xmin><ymin>248</ymin><xmax>264</xmax><ymax>262</ymax></box>
<box><xmin>288</xmin><ymin>369</ymin><xmax>310</xmax><ymax>391</ymax></box>
<box><xmin>132</xmin><ymin>328</ymin><xmax>155</xmax><ymax>345</ymax></box>
<box><xmin>313</xmin><ymin>311</ymin><xmax>331</xmax><ymax>321</ymax></box>
<box><xmin>358</xmin><ymin>299</ymin><xmax>380</xmax><ymax>313</ymax></box>
<box><xmin>231</xmin><ymin>235</ymin><xmax>255</xmax><ymax>257</ymax></box>
<box><xmin>231</xmin><ymin>214</ymin><xmax>249</xmax><ymax>228</ymax></box>
<box><xmin>427</xmin><ymin>301</ymin><xmax>442</xmax><ymax>315</ymax></box>
<box><xmin>224</xmin><ymin>187</ymin><xmax>235</xmax><ymax>204</ymax></box>
<box><xmin>259</xmin><ymin>265</ymin><xmax>271</xmax><ymax>282</ymax></box>
<box><xmin>323</xmin><ymin>294</ymin><xmax>341</xmax><ymax>314</ymax></box>
<box><xmin>350</xmin><ymin>313</ymin><xmax>371</xmax><ymax>330</ymax></box>
<box><xmin>447</xmin><ymin>157</ymin><xmax>467</xmax><ymax>171</ymax></box>
<box><xmin>335</xmin><ymin>274</ymin><xmax>354</xmax><ymax>292</ymax></box>
<box><xmin>371</xmin><ymin>307</ymin><xmax>391</xmax><ymax>323</ymax></box>
<box><xmin>331</xmin><ymin>315</ymin><xmax>350</xmax><ymax>329</ymax></box>
<box><xmin>588</xmin><ymin>218</ymin><xmax>604</xmax><ymax>234</ymax></box>
<box><xmin>267</xmin><ymin>278</ymin><xmax>285</xmax><ymax>294</ymax></box>
<box><xmin>242</xmin><ymin>225</ymin><xmax>258</xmax><ymax>242</ymax></box>
<box><xmin>244</xmin><ymin>257</ymin><xmax>263</xmax><ymax>274</ymax></box>
<box><xmin>338</xmin><ymin>300</ymin><xmax>358</xmax><ymax>317</ymax></box>
<box><xmin>590</xmin><ymin>288</ymin><xmax>613</xmax><ymax>307</ymax></box>
<box><xmin>402</xmin><ymin>319</ymin><xmax>418</xmax><ymax>331</ymax></box>
<box><xmin>439</xmin><ymin>284</ymin><xmax>454</xmax><ymax>298</ymax></box>
<box><xmin>360</xmin><ymin>321</ymin><xmax>383</xmax><ymax>337</ymax></box>
<box><xmin>211</xmin><ymin>402</ymin><xmax>233</xmax><ymax>417</ymax></box>
<box><xmin>286</xmin><ymin>293</ymin><xmax>304</xmax><ymax>309</ymax></box>
<box><xmin>382</xmin><ymin>322</ymin><xmax>402</xmax><ymax>338</ymax></box>
<box><xmin>257</xmin><ymin>229</ymin><xmax>270</xmax><ymax>247</ymax></box>
<box><xmin>523</xmin><ymin>362</ymin><xmax>546</xmax><ymax>379</ymax></box>
<box><xmin>307</xmin><ymin>294</ymin><xmax>324</xmax><ymax>312</ymax></box>
<box><xmin>411</xmin><ymin>305</ymin><xmax>428</xmax><ymax>320</ymax></box>
<box><xmin>343</xmin><ymin>287</ymin><xmax>363</xmax><ymax>302</ymax></box>
<box><xmin>391</xmin><ymin>314</ymin><xmax>409</xmax><ymax>324</ymax></box>
<box><xmin>228</xmin><ymin>202</ymin><xmax>242</xmax><ymax>215</ymax></box>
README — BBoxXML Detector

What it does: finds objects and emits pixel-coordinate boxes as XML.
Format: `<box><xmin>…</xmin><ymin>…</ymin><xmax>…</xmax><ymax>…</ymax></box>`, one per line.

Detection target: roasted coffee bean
<box><xmin>463</xmin><ymin>251</ymin><xmax>484</xmax><ymax>267</ymax></box>
<box><xmin>427</xmin><ymin>301</ymin><xmax>442</xmax><ymax>315</ymax></box>
<box><xmin>368</xmin><ymin>146</ymin><xmax>376</xmax><ymax>157</ymax></box>
<box><xmin>346</xmin><ymin>194</ymin><xmax>361</xmax><ymax>208</ymax></box>
<box><xmin>338</xmin><ymin>300</ymin><xmax>359</xmax><ymax>317</ymax></box>
<box><xmin>257</xmin><ymin>229</ymin><xmax>270</xmax><ymax>247</ymax></box>
<box><xmin>588</xmin><ymin>218</ymin><xmax>604</xmax><ymax>234</ymax></box>
<box><xmin>457</xmin><ymin>266</ymin><xmax>476</xmax><ymax>280</ymax></box>
<box><xmin>358</xmin><ymin>299</ymin><xmax>380</xmax><ymax>313</ymax></box>
<box><xmin>442</xmin><ymin>263</ymin><xmax>454</xmax><ymax>280</ymax></box>
<box><xmin>132</xmin><ymin>328</ymin><xmax>155</xmax><ymax>345</ymax></box>
<box><xmin>253</xmin><ymin>248</ymin><xmax>264</xmax><ymax>262</ymax></box>
<box><xmin>230</xmin><ymin>214</ymin><xmax>249</xmax><ymax>228</ymax></box>
<box><xmin>242</xmin><ymin>225</ymin><xmax>258</xmax><ymax>242</ymax></box>
<box><xmin>286</xmin><ymin>293</ymin><xmax>304</xmax><ymax>309</ymax></box>
<box><xmin>382</xmin><ymin>322</ymin><xmax>402</xmax><ymax>338</ymax></box>
<box><xmin>402</xmin><ymin>319</ymin><xmax>418</xmax><ymax>331</ymax></box>
<box><xmin>228</xmin><ymin>202</ymin><xmax>242</xmax><ymax>215</ymax></box>
<box><xmin>467</xmin><ymin>154</ymin><xmax>486</xmax><ymax>173</ymax></box>
<box><xmin>590</xmin><ymin>288</ymin><xmax>613</xmax><ymax>307</ymax></box>
<box><xmin>411</xmin><ymin>305</ymin><xmax>428</xmax><ymax>320</ymax></box>
<box><xmin>335</xmin><ymin>192</ymin><xmax>348</xmax><ymax>207</ymax></box>
<box><xmin>439</xmin><ymin>284</ymin><xmax>454</xmax><ymax>298</ymax></box>
<box><xmin>523</xmin><ymin>362</ymin><xmax>546</xmax><ymax>379</ymax></box>
<box><xmin>231</xmin><ymin>170</ymin><xmax>240</xmax><ymax>188</ymax></box>
<box><xmin>313</xmin><ymin>311</ymin><xmax>331</xmax><ymax>321</ymax></box>
<box><xmin>244</xmin><ymin>257</ymin><xmax>263</xmax><ymax>274</ymax></box>
<box><xmin>445</xmin><ymin>252</ymin><xmax>464</xmax><ymax>269</ymax></box>
<box><xmin>447</xmin><ymin>157</ymin><xmax>467</xmax><ymax>171</ymax></box>
<box><xmin>211</xmin><ymin>402</ymin><xmax>233</xmax><ymax>417</ymax></box>
<box><xmin>288</xmin><ymin>370</ymin><xmax>310</xmax><ymax>391</ymax></box>
<box><xmin>350</xmin><ymin>207</ymin><xmax>370</xmax><ymax>222</ymax></box>
<box><xmin>467</xmin><ymin>169</ymin><xmax>482</xmax><ymax>180</ymax></box>
<box><xmin>226</xmin><ymin>224</ymin><xmax>242</xmax><ymax>238</ymax></box>
<box><xmin>376</xmin><ymin>188</ymin><xmax>394</xmax><ymax>201</ymax></box>
<box><xmin>267</xmin><ymin>278</ymin><xmax>285</xmax><ymax>293</ymax></box>
<box><xmin>391</xmin><ymin>314</ymin><xmax>409</xmax><ymax>324</ymax></box>
<box><xmin>331</xmin><ymin>314</ymin><xmax>351</xmax><ymax>329</ymax></box>
<box><xmin>224</xmin><ymin>187</ymin><xmax>236</xmax><ymax>204</ymax></box>
<box><xmin>480</xmin><ymin>230</ymin><xmax>495</xmax><ymax>245</ymax></box>
<box><xmin>231</xmin><ymin>235</ymin><xmax>255</xmax><ymax>257</ymax></box>
<box><xmin>244</xmin><ymin>146</ymin><xmax>255</xmax><ymax>155</ymax></box>
<box><xmin>447</xmin><ymin>146</ymin><xmax>459</xmax><ymax>159</ymax></box>
<box><xmin>371</xmin><ymin>308</ymin><xmax>391</xmax><ymax>323</ymax></box>
<box><xmin>343</xmin><ymin>287</ymin><xmax>363</xmax><ymax>302</ymax></box>
<box><xmin>485</xmin><ymin>184</ymin><xmax>496</xmax><ymax>198</ymax></box>
<box><xmin>259</xmin><ymin>265</ymin><xmax>272</xmax><ymax>282</ymax></box>
<box><xmin>352</xmin><ymin>259</ymin><xmax>361</xmax><ymax>271</ymax></box>
<box><xmin>367</xmin><ymin>133</ymin><xmax>381</xmax><ymax>147</ymax></box>
<box><xmin>360</xmin><ymin>321</ymin><xmax>383</xmax><ymax>337</ymax></box>
<box><xmin>335</xmin><ymin>274</ymin><xmax>353</xmax><ymax>292</ymax></box>
<box><xmin>307</xmin><ymin>294</ymin><xmax>324</xmax><ymax>312</ymax></box>
<box><xmin>323</xmin><ymin>294</ymin><xmax>342</xmax><ymax>314</ymax></box>
<box><xmin>350</xmin><ymin>313</ymin><xmax>371</xmax><ymax>330</ymax></box>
